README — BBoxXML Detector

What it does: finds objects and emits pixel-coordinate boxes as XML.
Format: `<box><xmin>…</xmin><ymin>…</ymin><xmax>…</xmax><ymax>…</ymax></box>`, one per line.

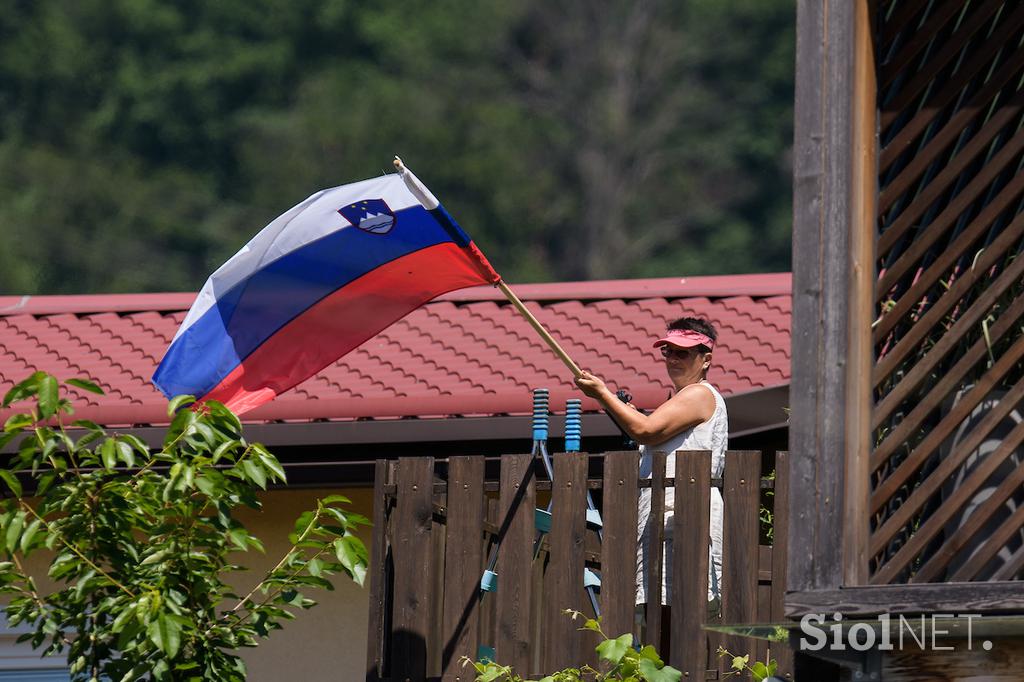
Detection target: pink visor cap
<box><xmin>652</xmin><ymin>329</ymin><xmax>714</xmax><ymax>350</ymax></box>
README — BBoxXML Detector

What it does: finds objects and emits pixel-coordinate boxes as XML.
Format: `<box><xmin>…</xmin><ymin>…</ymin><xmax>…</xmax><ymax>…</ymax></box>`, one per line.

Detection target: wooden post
<box><xmin>845</xmin><ymin>0</ymin><xmax>877</xmax><ymax>589</ymax></box>
<box><xmin>789</xmin><ymin>0</ymin><xmax>858</xmax><ymax>597</ymax></box>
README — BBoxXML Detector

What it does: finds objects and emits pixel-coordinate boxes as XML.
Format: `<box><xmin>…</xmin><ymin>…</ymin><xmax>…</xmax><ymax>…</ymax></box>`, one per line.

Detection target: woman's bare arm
<box><xmin>575</xmin><ymin>371</ymin><xmax>714</xmax><ymax>445</ymax></box>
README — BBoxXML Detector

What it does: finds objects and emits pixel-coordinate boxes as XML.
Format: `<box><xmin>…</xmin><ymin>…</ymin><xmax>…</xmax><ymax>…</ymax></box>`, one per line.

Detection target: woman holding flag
<box><xmin>574</xmin><ymin>316</ymin><xmax>728</xmax><ymax>644</ymax></box>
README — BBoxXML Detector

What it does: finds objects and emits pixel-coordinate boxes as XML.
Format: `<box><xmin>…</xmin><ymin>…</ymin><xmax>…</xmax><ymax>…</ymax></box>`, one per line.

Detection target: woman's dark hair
<box><xmin>667</xmin><ymin>317</ymin><xmax>717</xmax><ymax>354</ymax></box>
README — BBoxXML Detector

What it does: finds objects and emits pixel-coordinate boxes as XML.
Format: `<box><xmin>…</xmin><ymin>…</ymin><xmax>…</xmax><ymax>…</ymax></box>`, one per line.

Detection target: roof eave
<box><xmin>1</xmin><ymin>383</ymin><xmax>789</xmax><ymax>452</ymax></box>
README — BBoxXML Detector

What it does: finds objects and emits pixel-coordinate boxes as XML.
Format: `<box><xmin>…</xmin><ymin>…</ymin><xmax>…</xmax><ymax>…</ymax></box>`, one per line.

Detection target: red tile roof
<box><xmin>0</xmin><ymin>274</ymin><xmax>791</xmax><ymax>427</ymax></box>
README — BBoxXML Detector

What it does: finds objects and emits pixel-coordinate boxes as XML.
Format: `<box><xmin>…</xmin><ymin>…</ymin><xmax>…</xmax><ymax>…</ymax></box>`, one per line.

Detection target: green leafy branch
<box><xmin>0</xmin><ymin>372</ymin><xmax>370</xmax><ymax>681</ymax></box>
<box><xmin>716</xmin><ymin>646</ymin><xmax>778</xmax><ymax>681</ymax></box>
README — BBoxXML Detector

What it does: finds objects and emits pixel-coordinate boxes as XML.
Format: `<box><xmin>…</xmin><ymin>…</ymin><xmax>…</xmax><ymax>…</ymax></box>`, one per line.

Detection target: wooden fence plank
<box><xmin>770</xmin><ymin>452</ymin><xmax>794</xmax><ymax>679</ymax></box>
<box><xmin>391</xmin><ymin>457</ymin><xmax>435</xmax><ymax>682</ymax></box>
<box><xmin>365</xmin><ymin>459</ymin><xmax>392</xmax><ymax>682</ymax></box>
<box><xmin>756</xmin><ymin>550</ymin><xmax>772</xmax><ymax>668</ymax></box>
<box><xmin>722</xmin><ymin>451</ymin><xmax>761</xmax><ymax>658</ymax></box>
<box><xmin>645</xmin><ymin>450</ymin><xmax>667</xmax><ymax>650</ymax></box>
<box><xmin>441</xmin><ymin>456</ymin><xmax>485</xmax><ymax>679</ymax></box>
<box><xmin>479</xmin><ymin>495</ymin><xmax>500</xmax><ymax>661</ymax></box>
<box><xmin>429</xmin><ymin>487</ymin><xmax>447</xmax><ymax>677</ymax></box>
<box><xmin>495</xmin><ymin>453</ymin><xmax>536</xmax><ymax>673</ymax></box>
<box><xmin>543</xmin><ymin>452</ymin><xmax>589</xmax><ymax>671</ymax></box>
<box><xmin>671</xmin><ymin>450</ymin><xmax>711</xmax><ymax>676</ymax></box>
<box><xmin>600</xmin><ymin>451</ymin><xmax>640</xmax><ymax>642</ymax></box>
<box><xmin>530</xmin><ymin>534</ymin><xmax>546</xmax><ymax>675</ymax></box>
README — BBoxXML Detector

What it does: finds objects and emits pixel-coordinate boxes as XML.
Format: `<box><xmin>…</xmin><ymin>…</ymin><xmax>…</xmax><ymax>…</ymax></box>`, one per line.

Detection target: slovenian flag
<box><xmin>152</xmin><ymin>164</ymin><xmax>500</xmax><ymax>415</ymax></box>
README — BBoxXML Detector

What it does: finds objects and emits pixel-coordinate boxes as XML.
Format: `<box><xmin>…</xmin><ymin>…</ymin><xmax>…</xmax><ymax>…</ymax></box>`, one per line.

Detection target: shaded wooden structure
<box><xmin>365</xmin><ymin>450</ymin><xmax>792</xmax><ymax>681</ymax></box>
<box><xmin>790</xmin><ymin>0</ymin><xmax>1024</xmax><ymax>678</ymax></box>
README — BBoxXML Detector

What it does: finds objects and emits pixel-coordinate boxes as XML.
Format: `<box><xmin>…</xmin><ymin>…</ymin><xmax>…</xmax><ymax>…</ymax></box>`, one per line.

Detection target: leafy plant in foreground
<box><xmin>0</xmin><ymin>372</ymin><xmax>369</xmax><ymax>681</ymax></box>
<box><xmin>717</xmin><ymin>645</ymin><xmax>779</xmax><ymax>681</ymax></box>
<box><xmin>465</xmin><ymin>610</ymin><xmax>781</xmax><ymax>682</ymax></box>
<box><xmin>464</xmin><ymin>610</ymin><xmax>683</xmax><ymax>682</ymax></box>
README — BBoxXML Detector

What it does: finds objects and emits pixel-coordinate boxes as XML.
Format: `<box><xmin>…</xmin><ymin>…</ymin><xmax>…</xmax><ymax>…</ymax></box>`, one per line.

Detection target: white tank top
<box><xmin>635</xmin><ymin>380</ymin><xmax>729</xmax><ymax>603</ymax></box>
<box><xmin>638</xmin><ymin>381</ymin><xmax>728</xmax><ymax>486</ymax></box>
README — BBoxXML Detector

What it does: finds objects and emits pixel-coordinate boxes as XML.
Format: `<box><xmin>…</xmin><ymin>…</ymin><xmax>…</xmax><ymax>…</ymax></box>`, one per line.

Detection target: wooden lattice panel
<box><xmin>871</xmin><ymin>0</ymin><xmax>1024</xmax><ymax>585</ymax></box>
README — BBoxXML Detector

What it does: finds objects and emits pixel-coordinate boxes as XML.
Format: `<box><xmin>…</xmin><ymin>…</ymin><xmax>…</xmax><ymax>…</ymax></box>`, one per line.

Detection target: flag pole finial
<box><xmin>390</xmin><ymin>155</ymin><xmax>581</xmax><ymax>379</ymax></box>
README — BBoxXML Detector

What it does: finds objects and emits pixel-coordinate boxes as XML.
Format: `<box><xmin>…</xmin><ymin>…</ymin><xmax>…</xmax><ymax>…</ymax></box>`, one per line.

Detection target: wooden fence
<box><xmin>365</xmin><ymin>450</ymin><xmax>792</xmax><ymax>681</ymax></box>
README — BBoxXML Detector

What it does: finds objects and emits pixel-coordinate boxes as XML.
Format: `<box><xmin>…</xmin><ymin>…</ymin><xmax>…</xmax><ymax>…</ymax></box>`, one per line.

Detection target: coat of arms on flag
<box><xmin>152</xmin><ymin>158</ymin><xmax>580</xmax><ymax>417</ymax></box>
<box><xmin>339</xmin><ymin>198</ymin><xmax>395</xmax><ymax>234</ymax></box>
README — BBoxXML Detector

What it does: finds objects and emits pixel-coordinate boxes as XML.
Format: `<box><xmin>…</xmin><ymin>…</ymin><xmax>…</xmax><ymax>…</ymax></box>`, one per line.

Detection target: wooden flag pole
<box><xmin>495</xmin><ymin>279</ymin><xmax>583</xmax><ymax>379</ymax></box>
<box><xmin>392</xmin><ymin>156</ymin><xmax>583</xmax><ymax>379</ymax></box>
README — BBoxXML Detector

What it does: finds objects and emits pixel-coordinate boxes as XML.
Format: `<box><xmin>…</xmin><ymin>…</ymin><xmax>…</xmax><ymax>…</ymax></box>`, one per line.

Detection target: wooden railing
<box><xmin>871</xmin><ymin>0</ymin><xmax>1024</xmax><ymax>585</ymax></box>
<box><xmin>364</xmin><ymin>450</ymin><xmax>792</xmax><ymax>681</ymax></box>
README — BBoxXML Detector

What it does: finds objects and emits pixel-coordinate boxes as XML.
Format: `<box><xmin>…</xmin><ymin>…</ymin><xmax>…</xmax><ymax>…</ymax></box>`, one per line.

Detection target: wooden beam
<box><xmin>785</xmin><ymin>581</ymin><xmax>1024</xmax><ymax>618</ymax></box>
<box><xmin>788</xmin><ymin>0</ymin><xmax>858</xmax><ymax>595</ymax></box>
<box><xmin>884</xmin><ymin>640</ymin><xmax>1024</xmax><ymax>682</ymax></box>
<box><xmin>845</xmin><ymin>0</ymin><xmax>877</xmax><ymax>588</ymax></box>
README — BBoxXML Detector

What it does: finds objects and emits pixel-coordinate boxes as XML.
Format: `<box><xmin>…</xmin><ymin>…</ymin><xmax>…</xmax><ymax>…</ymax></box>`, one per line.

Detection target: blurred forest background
<box><xmin>0</xmin><ymin>0</ymin><xmax>794</xmax><ymax>294</ymax></box>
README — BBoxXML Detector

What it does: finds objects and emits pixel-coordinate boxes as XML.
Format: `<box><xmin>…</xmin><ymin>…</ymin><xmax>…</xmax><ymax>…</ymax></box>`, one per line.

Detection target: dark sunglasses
<box><xmin>659</xmin><ymin>345</ymin><xmax>701</xmax><ymax>360</ymax></box>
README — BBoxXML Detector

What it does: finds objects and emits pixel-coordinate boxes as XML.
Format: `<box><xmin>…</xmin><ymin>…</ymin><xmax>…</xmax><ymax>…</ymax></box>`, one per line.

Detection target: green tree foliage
<box><xmin>0</xmin><ymin>0</ymin><xmax>793</xmax><ymax>293</ymax></box>
<box><xmin>0</xmin><ymin>372</ymin><xmax>369</xmax><ymax>680</ymax></box>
